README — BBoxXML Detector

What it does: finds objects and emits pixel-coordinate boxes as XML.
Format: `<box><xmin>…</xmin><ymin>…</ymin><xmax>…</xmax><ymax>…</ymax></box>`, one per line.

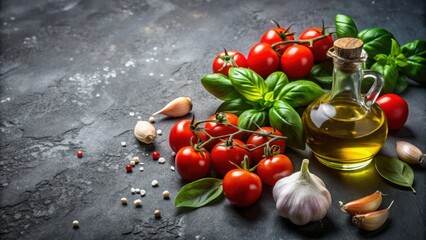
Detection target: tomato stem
<box><xmin>271</xmin><ymin>32</ymin><xmax>332</xmax><ymax>51</ymax></box>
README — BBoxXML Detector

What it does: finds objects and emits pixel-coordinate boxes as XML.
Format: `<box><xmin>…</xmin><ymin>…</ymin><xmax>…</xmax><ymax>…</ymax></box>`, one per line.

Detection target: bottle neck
<box><xmin>329</xmin><ymin>60</ymin><xmax>364</xmax><ymax>104</ymax></box>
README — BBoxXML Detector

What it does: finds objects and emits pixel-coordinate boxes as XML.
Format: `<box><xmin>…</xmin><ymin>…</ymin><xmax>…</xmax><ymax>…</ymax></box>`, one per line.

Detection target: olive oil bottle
<box><xmin>303</xmin><ymin>38</ymin><xmax>388</xmax><ymax>170</ymax></box>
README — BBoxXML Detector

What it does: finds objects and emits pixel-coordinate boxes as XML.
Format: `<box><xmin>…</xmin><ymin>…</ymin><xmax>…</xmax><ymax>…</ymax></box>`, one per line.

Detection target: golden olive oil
<box><xmin>303</xmin><ymin>94</ymin><xmax>388</xmax><ymax>170</ymax></box>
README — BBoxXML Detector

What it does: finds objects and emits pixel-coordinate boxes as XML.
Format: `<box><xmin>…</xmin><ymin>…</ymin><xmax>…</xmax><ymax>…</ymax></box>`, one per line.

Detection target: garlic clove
<box><xmin>153</xmin><ymin>97</ymin><xmax>192</xmax><ymax>117</ymax></box>
<box><xmin>339</xmin><ymin>190</ymin><xmax>383</xmax><ymax>215</ymax></box>
<box><xmin>396</xmin><ymin>141</ymin><xmax>425</xmax><ymax>164</ymax></box>
<box><xmin>352</xmin><ymin>200</ymin><xmax>394</xmax><ymax>231</ymax></box>
<box><xmin>134</xmin><ymin>121</ymin><xmax>157</xmax><ymax>144</ymax></box>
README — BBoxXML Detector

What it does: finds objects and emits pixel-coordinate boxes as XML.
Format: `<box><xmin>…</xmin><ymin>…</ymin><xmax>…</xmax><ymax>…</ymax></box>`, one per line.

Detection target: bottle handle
<box><xmin>362</xmin><ymin>70</ymin><xmax>384</xmax><ymax>108</ymax></box>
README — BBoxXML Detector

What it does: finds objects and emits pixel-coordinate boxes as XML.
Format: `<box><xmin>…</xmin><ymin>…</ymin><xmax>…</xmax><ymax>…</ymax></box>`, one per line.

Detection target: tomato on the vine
<box><xmin>257</xmin><ymin>154</ymin><xmax>293</xmax><ymax>186</ymax></box>
<box><xmin>204</xmin><ymin>112</ymin><xmax>243</xmax><ymax>150</ymax></box>
<box><xmin>280</xmin><ymin>45</ymin><xmax>314</xmax><ymax>79</ymax></box>
<box><xmin>376</xmin><ymin>93</ymin><xmax>409</xmax><ymax>130</ymax></box>
<box><xmin>175</xmin><ymin>146</ymin><xmax>211</xmax><ymax>182</ymax></box>
<box><xmin>246</xmin><ymin>126</ymin><xmax>286</xmax><ymax>163</ymax></box>
<box><xmin>211</xmin><ymin>139</ymin><xmax>252</xmax><ymax>176</ymax></box>
<box><xmin>299</xmin><ymin>27</ymin><xmax>334</xmax><ymax>62</ymax></box>
<box><xmin>223</xmin><ymin>168</ymin><xmax>262</xmax><ymax>207</ymax></box>
<box><xmin>260</xmin><ymin>22</ymin><xmax>294</xmax><ymax>55</ymax></box>
<box><xmin>247</xmin><ymin>42</ymin><xmax>280</xmax><ymax>79</ymax></box>
<box><xmin>212</xmin><ymin>50</ymin><xmax>248</xmax><ymax>77</ymax></box>
<box><xmin>169</xmin><ymin>120</ymin><xmax>206</xmax><ymax>153</ymax></box>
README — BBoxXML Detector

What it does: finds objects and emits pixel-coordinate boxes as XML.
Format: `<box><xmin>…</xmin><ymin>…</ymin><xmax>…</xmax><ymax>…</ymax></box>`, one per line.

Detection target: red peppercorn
<box><xmin>152</xmin><ymin>151</ymin><xmax>160</xmax><ymax>160</ymax></box>
<box><xmin>125</xmin><ymin>164</ymin><xmax>133</xmax><ymax>172</ymax></box>
<box><xmin>77</xmin><ymin>151</ymin><xmax>83</xmax><ymax>158</ymax></box>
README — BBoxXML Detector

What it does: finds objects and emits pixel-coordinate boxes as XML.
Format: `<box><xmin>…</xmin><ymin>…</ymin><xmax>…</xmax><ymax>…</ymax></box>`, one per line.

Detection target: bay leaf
<box><xmin>374</xmin><ymin>155</ymin><xmax>416</xmax><ymax>193</ymax></box>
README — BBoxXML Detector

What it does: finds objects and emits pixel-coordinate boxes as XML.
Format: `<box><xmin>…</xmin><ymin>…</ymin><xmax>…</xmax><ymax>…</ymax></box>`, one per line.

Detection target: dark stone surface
<box><xmin>0</xmin><ymin>0</ymin><xmax>425</xmax><ymax>239</ymax></box>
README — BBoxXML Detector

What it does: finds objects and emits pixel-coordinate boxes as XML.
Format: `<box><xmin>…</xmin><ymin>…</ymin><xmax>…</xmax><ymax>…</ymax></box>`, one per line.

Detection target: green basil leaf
<box><xmin>265</xmin><ymin>71</ymin><xmax>289</xmax><ymax>100</ymax></box>
<box><xmin>216</xmin><ymin>99</ymin><xmax>254</xmax><ymax>116</ymax></box>
<box><xmin>394</xmin><ymin>75</ymin><xmax>409</xmax><ymax>94</ymax></box>
<box><xmin>371</xmin><ymin>62</ymin><xmax>399</xmax><ymax>94</ymax></box>
<box><xmin>269</xmin><ymin>100</ymin><xmax>305</xmax><ymax>149</ymax></box>
<box><xmin>309</xmin><ymin>61</ymin><xmax>333</xmax><ymax>88</ymax></box>
<box><xmin>264</xmin><ymin>91</ymin><xmax>275</xmax><ymax>102</ymax></box>
<box><xmin>357</xmin><ymin>28</ymin><xmax>395</xmax><ymax>59</ymax></box>
<box><xmin>238</xmin><ymin>109</ymin><xmax>268</xmax><ymax>131</ymax></box>
<box><xmin>335</xmin><ymin>14</ymin><xmax>358</xmax><ymax>38</ymax></box>
<box><xmin>390</xmin><ymin>38</ymin><xmax>401</xmax><ymax>56</ymax></box>
<box><xmin>280</xmin><ymin>80</ymin><xmax>325</xmax><ymax>108</ymax></box>
<box><xmin>374</xmin><ymin>156</ymin><xmax>416</xmax><ymax>193</ymax></box>
<box><xmin>175</xmin><ymin>178</ymin><xmax>224</xmax><ymax>208</ymax></box>
<box><xmin>229</xmin><ymin>67</ymin><xmax>267</xmax><ymax>101</ymax></box>
<box><xmin>395</xmin><ymin>53</ymin><xmax>408</xmax><ymax>67</ymax></box>
<box><xmin>400</xmin><ymin>40</ymin><xmax>426</xmax><ymax>86</ymax></box>
<box><xmin>201</xmin><ymin>73</ymin><xmax>244</xmax><ymax>101</ymax></box>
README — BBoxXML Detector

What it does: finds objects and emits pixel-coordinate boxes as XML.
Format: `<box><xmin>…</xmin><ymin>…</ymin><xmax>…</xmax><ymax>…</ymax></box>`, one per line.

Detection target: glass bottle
<box><xmin>302</xmin><ymin>38</ymin><xmax>388</xmax><ymax>171</ymax></box>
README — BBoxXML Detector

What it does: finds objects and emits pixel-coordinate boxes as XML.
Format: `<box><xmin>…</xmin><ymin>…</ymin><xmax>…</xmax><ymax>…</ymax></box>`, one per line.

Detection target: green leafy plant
<box><xmin>175</xmin><ymin>178</ymin><xmax>224</xmax><ymax>208</ymax></box>
<box><xmin>201</xmin><ymin>67</ymin><xmax>324</xmax><ymax>149</ymax></box>
<box><xmin>374</xmin><ymin>156</ymin><xmax>416</xmax><ymax>193</ymax></box>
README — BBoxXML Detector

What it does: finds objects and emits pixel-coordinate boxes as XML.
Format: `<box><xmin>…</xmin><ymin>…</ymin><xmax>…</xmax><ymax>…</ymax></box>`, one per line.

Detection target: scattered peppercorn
<box><xmin>126</xmin><ymin>164</ymin><xmax>133</xmax><ymax>172</ymax></box>
<box><xmin>152</xmin><ymin>151</ymin><xmax>160</xmax><ymax>160</ymax></box>
<box><xmin>163</xmin><ymin>190</ymin><xmax>170</xmax><ymax>199</ymax></box>
<box><xmin>77</xmin><ymin>151</ymin><xmax>83</xmax><ymax>158</ymax></box>
<box><xmin>121</xmin><ymin>198</ymin><xmax>128</xmax><ymax>205</ymax></box>
<box><xmin>72</xmin><ymin>220</ymin><xmax>79</xmax><ymax>228</ymax></box>
<box><xmin>154</xmin><ymin>209</ymin><xmax>161</xmax><ymax>218</ymax></box>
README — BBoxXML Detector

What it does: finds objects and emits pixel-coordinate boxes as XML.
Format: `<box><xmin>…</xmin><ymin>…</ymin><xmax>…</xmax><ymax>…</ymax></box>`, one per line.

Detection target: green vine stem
<box><xmin>271</xmin><ymin>32</ymin><xmax>333</xmax><ymax>52</ymax></box>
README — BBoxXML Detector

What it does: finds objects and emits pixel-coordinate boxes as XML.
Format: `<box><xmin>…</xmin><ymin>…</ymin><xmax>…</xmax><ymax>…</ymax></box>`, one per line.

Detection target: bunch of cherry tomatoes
<box><xmin>212</xmin><ymin>21</ymin><xmax>334</xmax><ymax>79</ymax></box>
<box><xmin>169</xmin><ymin>112</ymin><xmax>294</xmax><ymax>207</ymax></box>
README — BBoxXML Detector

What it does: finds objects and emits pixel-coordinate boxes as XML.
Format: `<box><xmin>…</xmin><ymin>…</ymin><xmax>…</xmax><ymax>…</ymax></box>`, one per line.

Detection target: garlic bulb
<box><xmin>134</xmin><ymin>121</ymin><xmax>156</xmax><ymax>144</ymax></box>
<box><xmin>396</xmin><ymin>141</ymin><xmax>425</xmax><ymax>164</ymax></box>
<box><xmin>273</xmin><ymin>159</ymin><xmax>332</xmax><ymax>225</ymax></box>
<box><xmin>153</xmin><ymin>97</ymin><xmax>192</xmax><ymax>117</ymax></box>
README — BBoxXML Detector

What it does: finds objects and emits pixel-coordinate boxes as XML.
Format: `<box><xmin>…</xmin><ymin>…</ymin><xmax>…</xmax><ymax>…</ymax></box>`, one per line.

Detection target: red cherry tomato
<box><xmin>280</xmin><ymin>45</ymin><xmax>314</xmax><ymax>79</ymax></box>
<box><xmin>223</xmin><ymin>168</ymin><xmax>262</xmax><ymax>207</ymax></box>
<box><xmin>260</xmin><ymin>26</ymin><xmax>295</xmax><ymax>55</ymax></box>
<box><xmin>211</xmin><ymin>139</ymin><xmax>252</xmax><ymax>176</ymax></box>
<box><xmin>175</xmin><ymin>146</ymin><xmax>211</xmax><ymax>182</ymax></box>
<box><xmin>212</xmin><ymin>50</ymin><xmax>248</xmax><ymax>77</ymax></box>
<box><xmin>299</xmin><ymin>27</ymin><xmax>334</xmax><ymax>62</ymax></box>
<box><xmin>169</xmin><ymin>120</ymin><xmax>206</xmax><ymax>153</ymax></box>
<box><xmin>247</xmin><ymin>43</ymin><xmax>279</xmax><ymax>79</ymax></box>
<box><xmin>246</xmin><ymin>126</ymin><xmax>286</xmax><ymax>163</ymax></box>
<box><xmin>257</xmin><ymin>154</ymin><xmax>293</xmax><ymax>186</ymax></box>
<box><xmin>376</xmin><ymin>94</ymin><xmax>409</xmax><ymax>130</ymax></box>
<box><xmin>204</xmin><ymin>113</ymin><xmax>243</xmax><ymax>150</ymax></box>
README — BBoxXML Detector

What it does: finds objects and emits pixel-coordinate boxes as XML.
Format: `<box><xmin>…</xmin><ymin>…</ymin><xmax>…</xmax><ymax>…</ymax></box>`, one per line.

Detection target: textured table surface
<box><xmin>1</xmin><ymin>0</ymin><xmax>425</xmax><ymax>239</ymax></box>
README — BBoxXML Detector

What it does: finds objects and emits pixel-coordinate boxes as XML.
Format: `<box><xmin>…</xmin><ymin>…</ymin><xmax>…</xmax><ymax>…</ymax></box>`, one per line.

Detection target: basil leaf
<box><xmin>229</xmin><ymin>67</ymin><xmax>268</xmax><ymax>101</ymax></box>
<box><xmin>400</xmin><ymin>40</ymin><xmax>426</xmax><ymax>86</ymax></box>
<box><xmin>280</xmin><ymin>80</ymin><xmax>325</xmax><ymax>108</ymax></box>
<box><xmin>309</xmin><ymin>61</ymin><xmax>333</xmax><ymax>88</ymax></box>
<box><xmin>374</xmin><ymin>156</ymin><xmax>416</xmax><ymax>193</ymax></box>
<box><xmin>201</xmin><ymin>73</ymin><xmax>243</xmax><ymax>101</ymax></box>
<box><xmin>216</xmin><ymin>99</ymin><xmax>254</xmax><ymax>116</ymax></box>
<box><xmin>335</xmin><ymin>14</ymin><xmax>358</xmax><ymax>38</ymax></box>
<box><xmin>175</xmin><ymin>178</ymin><xmax>224</xmax><ymax>208</ymax></box>
<box><xmin>265</xmin><ymin>71</ymin><xmax>289</xmax><ymax>100</ymax></box>
<box><xmin>370</xmin><ymin>62</ymin><xmax>398</xmax><ymax>94</ymax></box>
<box><xmin>390</xmin><ymin>38</ymin><xmax>401</xmax><ymax>56</ymax></box>
<box><xmin>238</xmin><ymin>109</ymin><xmax>268</xmax><ymax>131</ymax></box>
<box><xmin>394</xmin><ymin>75</ymin><xmax>409</xmax><ymax>94</ymax></box>
<box><xmin>269</xmin><ymin>100</ymin><xmax>305</xmax><ymax>149</ymax></box>
<box><xmin>357</xmin><ymin>28</ymin><xmax>395</xmax><ymax>59</ymax></box>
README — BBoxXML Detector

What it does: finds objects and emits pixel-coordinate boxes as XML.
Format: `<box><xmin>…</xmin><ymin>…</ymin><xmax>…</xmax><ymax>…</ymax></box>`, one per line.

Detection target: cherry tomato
<box><xmin>212</xmin><ymin>50</ymin><xmax>248</xmax><ymax>77</ymax></box>
<box><xmin>223</xmin><ymin>168</ymin><xmax>262</xmax><ymax>207</ymax></box>
<box><xmin>247</xmin><ymin>42</ymin><xmax>279</xmax><ymax>79</ymax></box>
<box><xmin>299</xmin><ymin>27</ymin><xmax>334</xmax><ymax>62</ymax></box>
<box><xmin>246</xmin><ymin>126</ymin><xmax>286</xmax><ymax>163</ymax></box>
<box><xmin>260</xmin><ymin>25</ymin><xmax>294</xmax><ymax>55</ymax></box>
<box><xmin>204</xmin><ymin>113</ymin><xmax>243</xmax><ymax>150</ymax></box>
<box><xmin>280</xmin><ymin>45</ymin><xmax>314</xmax><ymax>79</ymax></box>
<box><xmin>257</xmin><ymin>154</ymin><xmax>293</xmax><ymax>186</ymax></box>
<box><xmin>211</xmin><ymin>139</ymin><xmax>252</xmax><ymax>176</ymax></box>
<box><xmin>175</xmin><ymin>146</ymin><xmax>211</xmax><ymax>182</ymax></box>
<box><xmin>169</xmin><ymin>120</ymin><xmax>206</xmax><ymax>153</ymax></box>
<box><xmin>376</xmin><ymin>94</ymin><xmax>409</xmax><ymax>130</ymax></box>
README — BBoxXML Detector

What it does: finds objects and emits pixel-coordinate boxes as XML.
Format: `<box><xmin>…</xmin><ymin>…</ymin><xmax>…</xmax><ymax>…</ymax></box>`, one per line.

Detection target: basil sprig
<box><xmin>201</xmin><ymin>67</ymin><xmax>324</xmax><ymax>149</ymax></box>
<box><xmin>175</xmin><ymin>178</ymin><xmax>224</xmax><ymax>208</ymax></box>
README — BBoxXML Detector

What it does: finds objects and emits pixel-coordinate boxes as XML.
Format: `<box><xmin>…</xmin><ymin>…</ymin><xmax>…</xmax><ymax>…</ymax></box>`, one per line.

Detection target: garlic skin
<box><xmin>396</xmin><ymin>141</ymin><xmax>425</xmax><ymax>164</ymax></box>
<box><xmin>273</xmin><ymin>159</ymin><xmax>332</xmax><ymax>225</ymax></box>
<box><xmin>134</xmin><ymin>121</ymin><xmax>157</xmax><ymax>144</ymax></box>
<box><xmin>153</xmin><ymin>97</ymin><xmax>192</xmax><ymax>117</ymax></box>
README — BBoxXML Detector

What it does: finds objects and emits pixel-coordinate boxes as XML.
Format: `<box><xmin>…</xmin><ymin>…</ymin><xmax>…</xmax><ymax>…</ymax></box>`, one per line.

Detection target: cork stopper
<box><xmin>333</xmin><ymin>38</ymin><xmax>364</xmax><ymax>59</ymax></box>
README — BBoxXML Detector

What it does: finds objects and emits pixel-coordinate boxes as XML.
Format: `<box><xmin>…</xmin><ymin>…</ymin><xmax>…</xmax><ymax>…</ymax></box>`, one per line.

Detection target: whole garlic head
<box><xmin>134</xmin><ymin>121</ymin><xmax>156</xmax><ymax>144</ymax></box>
<box><xmin>273</xmin><ymin>159</ymin><xmax>332</xmax><ymax>225</ymax></box>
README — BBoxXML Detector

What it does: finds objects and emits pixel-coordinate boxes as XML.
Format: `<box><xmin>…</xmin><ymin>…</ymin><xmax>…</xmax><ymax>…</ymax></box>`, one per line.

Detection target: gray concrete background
<box><xmin>1</xmin><ymin>0</ymin><xmax>425</xmax><ymax>239</ymax></box>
